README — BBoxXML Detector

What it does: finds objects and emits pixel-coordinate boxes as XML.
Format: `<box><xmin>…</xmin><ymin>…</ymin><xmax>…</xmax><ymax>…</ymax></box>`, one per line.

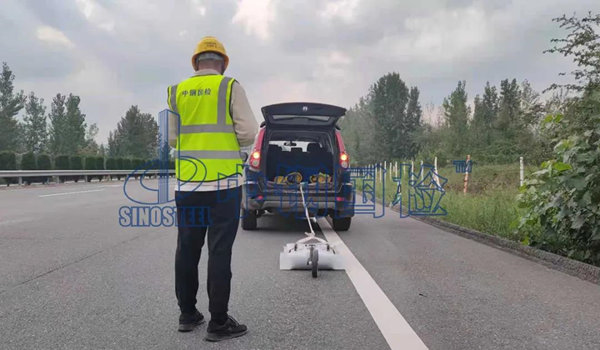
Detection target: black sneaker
<box><xmin>204</xmin><ymin>316</ymin><xmax>248</xmax><ymax>342</ymax></box>
<box><xmin>178</xmin><ymin>309</ymin><xmax>205</xmax><ymax>332</ymax></box>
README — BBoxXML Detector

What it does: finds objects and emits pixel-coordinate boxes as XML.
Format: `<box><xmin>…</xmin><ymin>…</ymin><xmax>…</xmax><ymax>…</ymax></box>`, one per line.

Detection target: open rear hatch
<box><xmin>263</xmin><ymin>131</ymin><xmax>337</xmax><ymax>192</ymax></box>
<box><xmin>261</xmin><ymin>102</ymin><xmax>346</xmax><ymax>128</ymax></box>
<box><xmin>253</xmin><ymin>102</ymin><xmax>347</xmax><ymax>195</ymax></box>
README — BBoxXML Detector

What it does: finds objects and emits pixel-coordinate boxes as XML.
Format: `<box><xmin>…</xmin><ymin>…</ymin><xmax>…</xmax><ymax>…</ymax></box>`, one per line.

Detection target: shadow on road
<box><xmin>243</xmin><ymin>212</ymin><xmax>321</xmax><ymax>234</ymax></box>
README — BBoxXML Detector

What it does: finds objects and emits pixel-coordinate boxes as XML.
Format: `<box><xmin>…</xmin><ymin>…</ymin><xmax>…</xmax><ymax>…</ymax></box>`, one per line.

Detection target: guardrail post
<box><xmin>433</xmin><ymin>156</ymin><xmax>440</xmax><ymax>187</ymax></box>
<box><xmin>519</xmin><ymin>156</ymin><xmax>524</xmax><ymax>187</ymax></box>
<box><xmin>18</xmin><ymin>176</ymin><xmax>22</xmax><ymax>186</ymax></box>
<box><xmin>463</xmin><ymin>154</ymin><xmax>471</xmax><ymax>194</ymax></box>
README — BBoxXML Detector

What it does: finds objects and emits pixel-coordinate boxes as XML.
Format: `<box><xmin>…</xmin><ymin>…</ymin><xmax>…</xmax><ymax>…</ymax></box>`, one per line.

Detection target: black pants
<box><xmin>175</xmin><ymin>187</ymin><xmax>241</xmax><ymax>317</ymax></box>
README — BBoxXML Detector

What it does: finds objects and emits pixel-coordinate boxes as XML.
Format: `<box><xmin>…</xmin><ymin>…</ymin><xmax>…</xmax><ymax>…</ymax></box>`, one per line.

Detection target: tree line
<box><xmin>0</xmin><ymin>62</ymin><xmax>159</xmax><ymax>170</ymax></box>
<box><xmin>340</xmin><ymin>73</ymin><xmax>561</xmax><ymax>166</ymax></box>
<box><xmin>424</xmin><ymin>77</ymin><xmax>553</xmax><ymax>165</ymax></box>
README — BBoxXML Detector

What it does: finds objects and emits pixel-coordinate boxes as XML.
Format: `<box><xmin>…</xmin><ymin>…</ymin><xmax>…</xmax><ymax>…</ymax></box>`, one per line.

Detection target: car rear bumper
<box><xmin>242</xmin><ymin>182</ymin><xmax>354</xmax><ymax>217</ymax></box>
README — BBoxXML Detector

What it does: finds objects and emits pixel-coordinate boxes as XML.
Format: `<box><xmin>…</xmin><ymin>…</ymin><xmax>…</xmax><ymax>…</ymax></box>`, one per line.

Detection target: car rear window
<box><xmin>268</xmin><ymin>141</ymin><xmax>318</xmax><ymax>152</ymax></box>
<box><xmin>271</xmin><ymin>115</ymin><xmax>332</xmax><ymax>123</ymax></box>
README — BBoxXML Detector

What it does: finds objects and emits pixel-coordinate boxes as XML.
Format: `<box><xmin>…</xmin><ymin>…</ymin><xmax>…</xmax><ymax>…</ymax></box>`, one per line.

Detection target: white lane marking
<box><xmin>38</xmin><ymin>189</ymin><xmax>105</xmax><ymax>198</ymax></box>
<box><xmin>318</xmin><ymin>217</ymin><xmax>428</xmax><ymax>350</ymax></box>
<box><xmin>0</xmin><ymin>218</ymin><xmax>33</xmax><ymax>226</ymax></box>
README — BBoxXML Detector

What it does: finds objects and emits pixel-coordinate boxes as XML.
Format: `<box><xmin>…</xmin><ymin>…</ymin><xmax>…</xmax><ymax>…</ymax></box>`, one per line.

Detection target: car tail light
<box><xmin>249</xmin><ymin>151</ymin><xmax>260</xmax><ymax>168</ymax></box>
<box><xmin>249</xmin><ymin>128</ymin><xmax>266</xmax><ymax>170</ymax></box>
<box><xmin>339</xmin><ymin>153</ymin><xmax>349</xmax><ymax>169</ymax></box>
<box><xmin>335</xmin><ymin>130</ymin><xmax>349</xmax><ymax>169</ymax></box>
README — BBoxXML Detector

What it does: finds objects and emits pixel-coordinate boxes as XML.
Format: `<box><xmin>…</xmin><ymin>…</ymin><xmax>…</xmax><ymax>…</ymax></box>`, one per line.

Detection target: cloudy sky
<box><xmin>1</xmin><ymin>0</ymin><xmax>598</xmax><ymax>143</ymax></box>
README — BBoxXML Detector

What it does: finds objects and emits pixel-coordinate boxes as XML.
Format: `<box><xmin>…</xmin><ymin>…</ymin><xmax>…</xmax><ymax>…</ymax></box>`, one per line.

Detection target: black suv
<box><xmin>242</xmin><ymin>102</ymin><xmax>355</xmax><ymax>231</ymax></box>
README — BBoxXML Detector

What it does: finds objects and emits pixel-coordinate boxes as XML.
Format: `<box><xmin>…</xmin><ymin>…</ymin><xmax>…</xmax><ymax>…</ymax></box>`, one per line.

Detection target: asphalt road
<box><xmin>0</xmin><ymin>179</ymin><xmax>599</xmax><ymax>349</ymax></box>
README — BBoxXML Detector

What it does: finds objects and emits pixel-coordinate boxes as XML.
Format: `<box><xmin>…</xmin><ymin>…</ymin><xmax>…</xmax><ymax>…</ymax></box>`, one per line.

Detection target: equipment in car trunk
<box><xmin>279</xmin><ymin>184</ymin><xmax>345</xmax><ymax>277</ymax></box>
<box><xmin>309</xmin><ymin>172</ymin><xmax>332</xmax><ymax>184</ymax></box>
<box><xmin>273</xmin><ymin>172</ymin><xmax>302</xmax><ymax>185</ymax></box>
<box><xmin>273</xmin><ymin>171</ymin><xmax>333</xmax><ymax>185</ymax></box>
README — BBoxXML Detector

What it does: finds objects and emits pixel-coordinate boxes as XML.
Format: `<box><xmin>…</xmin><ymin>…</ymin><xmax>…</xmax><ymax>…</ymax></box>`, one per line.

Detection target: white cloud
<box><xmin>190</xmin><ymin>0</ymin><xmax>207</xmax><ymax>16</ymax></box>
<box><xmin>36</xmin><ymin>26</ymin><xmax>75</xmax><ymax>48</ymax></box>
<box><xmin>316</xmin><ymin>51</ymin><xmax>353</xmax><ymax>80</ymax></box>
<box><xmin>76</xmin><ymin>0</ymin><xmax>94</xmax><ymax>18</ymax></box>
<box><xmin>75</xmin><ymin>0</ymin><xmax>116</xmax><ymax>33</ymax></box>
<box><xmin>232</xmin><ymin>0</ymin><xmax>276</xmax><ymax>41</ymax></box>
<box><xmin>410</xmin><ymin>6</ymin><xmax>489</xmax><ymax>55</ymax></box>
<box><xmin>320</xmin><ymin>0</ymin><xmax>360</xmax><ymax>22</ymax></box>
<box><xmin>376</xmin><ymin>5</ymin><xmax>491</xmax><ymax>64</ymax></box>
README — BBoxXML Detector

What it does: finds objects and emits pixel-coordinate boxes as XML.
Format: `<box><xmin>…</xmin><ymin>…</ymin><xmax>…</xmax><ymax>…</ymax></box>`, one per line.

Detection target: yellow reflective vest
<box><xmin>168</xmin><ymin>74</ymin><xmax>242</xmax><ymax>183</ymax></box>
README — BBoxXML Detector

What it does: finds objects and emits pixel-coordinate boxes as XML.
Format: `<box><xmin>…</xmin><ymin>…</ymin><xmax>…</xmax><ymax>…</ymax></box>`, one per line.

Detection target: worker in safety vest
<box><xmin>167</xmin><ymin>36</ymin><xmax>258</xmax><ymax>342</ymax></box>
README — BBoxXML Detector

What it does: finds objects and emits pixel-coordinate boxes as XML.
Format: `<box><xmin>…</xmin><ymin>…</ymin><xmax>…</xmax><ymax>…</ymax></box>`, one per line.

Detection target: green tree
<box><xmin>0</xmin><ymin>152</ymin><xmax>17</xmax><ymax>170</ymax></box>
<box><xmin>482</xmin><ymin>82</ymin><xmax>499</xmax><ymax>125</ymax></box>
<box><xmin>65</xmin><ymin>94</ymin><xmax>87</xmax><ymax>153</ymax></box>
<box><xmin>472</xmin><ymin>82</ymin><xmax>498</xmax><ymax>144</ymax></box>
<box><xmin>81</xmin><ymin>123</ymin><xmax>100</xmax><ymax>155</ymax></box>
<box><xmin>406</xmin><ymin>87</ymin><xmax>423</xmax><ymax>156</ymax></box>
<box><xmin>368</xmin><ymin>72</ymin><xmax>423</xmax><ymax>160</ymax></box>
<box><xmin>70</xmin><ymin>155</ymin><xmax>83</xmax><ymax>170</ymax></box>
<box><xmin>520</xmin><ymin>80</ymin><xmax>544</xmax><ymax>127</ymax></box>
<box><xmin>23</xmin><ymin>92</ymin><xmax>47</xmax><ymax>153</ymax></box>
<box><xmin>49</xmin><ymin>93</ymin><xmax>68</xmax><ymax>155</ymax></box>
<box><xmin>0</xmin><ymin>62</ymin><xmax>25</xmax><ymax>151</ymax></box>
<box><xmin>20</xmin><ymin>152</ymin><xmax>36</xmax><ymax>170</ymax></box>
<box><xmin>37</xmin><ymin>154</ymin><xmax>51</xmax><ymax>170</ymax></box>
<box><xmin>496</xmin><ymin>78</ymin><xmax>522</xmax><ymax>133</ymax></box>
<box><xmin>339</xmin><ymin>96</ymin><xmax>377</xmax><ymax>164</ymax></box>
<box><xmin>471</xmin><ymin>95</ymin><xmax>484</xmax><ymax>149</ymax></box>
<box><xmin>545</xmin><ymin>12</ymin><xmax>600</xmax><ymax>92</ymax></box>
<box><xmin>519</xmin><ymin>12</ymin><xmax>600</xmax><ymax>265</ymax></box>
<box><xmin>84</xmin><ymin>156</ymin><xmax>97</xmax><ymax>170</ymax></box>
<box><xmin>95</xmin><ymin>156</ymin><xmax>104</xmax><ymax>170</ymax></box>
<box><xmin>107</xmin><ymin>105</ymin><xmax>158</xmax><ymax>159</ymax></box>
<box><xmin>370</xmin><ymin>73</ymin><xmax>409</xmax><ymax>159</ymax></box>
<box><xmin>545</xmin><ymin>89</ymin><xmax>569</xmax><ymax>115</ymax></box>
<box><xmin>442</xmin><ymin>81</ymin><xmax>470</xmax><ymax>156</ymax></box>
<box><xmin>55</xmin><ymin>155</ymin><xmax>69</xmax><ymax>170</ymax></box>
<box><xmin>49</xmin><ymin>93</ymin><xmax>89</xmax><ymax>155</ymax></box>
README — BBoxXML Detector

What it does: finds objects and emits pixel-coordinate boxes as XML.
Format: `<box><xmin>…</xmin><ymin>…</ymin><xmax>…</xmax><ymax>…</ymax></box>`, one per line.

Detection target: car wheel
<box><xmin>242</xmin><ymin>209</ymin><xmax>257</xmax><ymax>230</ymax></box>
<box><xmin>332</xmin><ymin>217</ymin><xmax>351</xmax><ymax>231</ymax></box>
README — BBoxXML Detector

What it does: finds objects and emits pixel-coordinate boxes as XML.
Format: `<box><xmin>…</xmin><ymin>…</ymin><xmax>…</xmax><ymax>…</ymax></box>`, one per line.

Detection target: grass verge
<box><xmin>357</xmin><ymin>163</ymin><xmax>527</xmax><ymax>242</ymax></box>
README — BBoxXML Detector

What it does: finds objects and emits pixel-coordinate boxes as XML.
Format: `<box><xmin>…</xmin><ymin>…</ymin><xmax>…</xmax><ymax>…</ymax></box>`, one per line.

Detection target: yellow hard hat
<box><xmin>191</xmin><ymin>36</ymin><xmax>229</xmax><ymax>71</ymax></box>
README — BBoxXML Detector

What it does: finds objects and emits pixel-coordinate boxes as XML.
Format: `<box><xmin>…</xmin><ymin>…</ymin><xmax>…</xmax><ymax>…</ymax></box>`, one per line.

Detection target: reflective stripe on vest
<box><xmin>171</xmin><ymin>75</ymin><xmax>242</xmax><ymax>182</ymax></box>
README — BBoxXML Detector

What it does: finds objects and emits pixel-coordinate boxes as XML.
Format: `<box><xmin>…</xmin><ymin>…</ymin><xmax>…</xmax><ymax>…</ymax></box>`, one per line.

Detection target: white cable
<box><xmin>299</xmin><ymin>184</ymin><xmax>316</xmax><ymax>237</ymax></box>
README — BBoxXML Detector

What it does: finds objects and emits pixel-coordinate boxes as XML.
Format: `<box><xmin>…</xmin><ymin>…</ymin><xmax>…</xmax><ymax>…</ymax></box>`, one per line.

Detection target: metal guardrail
<box><xmin>0</xmin><ymin>169</ymin><xmax>175</xmax><ymax>186</ymax></box>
